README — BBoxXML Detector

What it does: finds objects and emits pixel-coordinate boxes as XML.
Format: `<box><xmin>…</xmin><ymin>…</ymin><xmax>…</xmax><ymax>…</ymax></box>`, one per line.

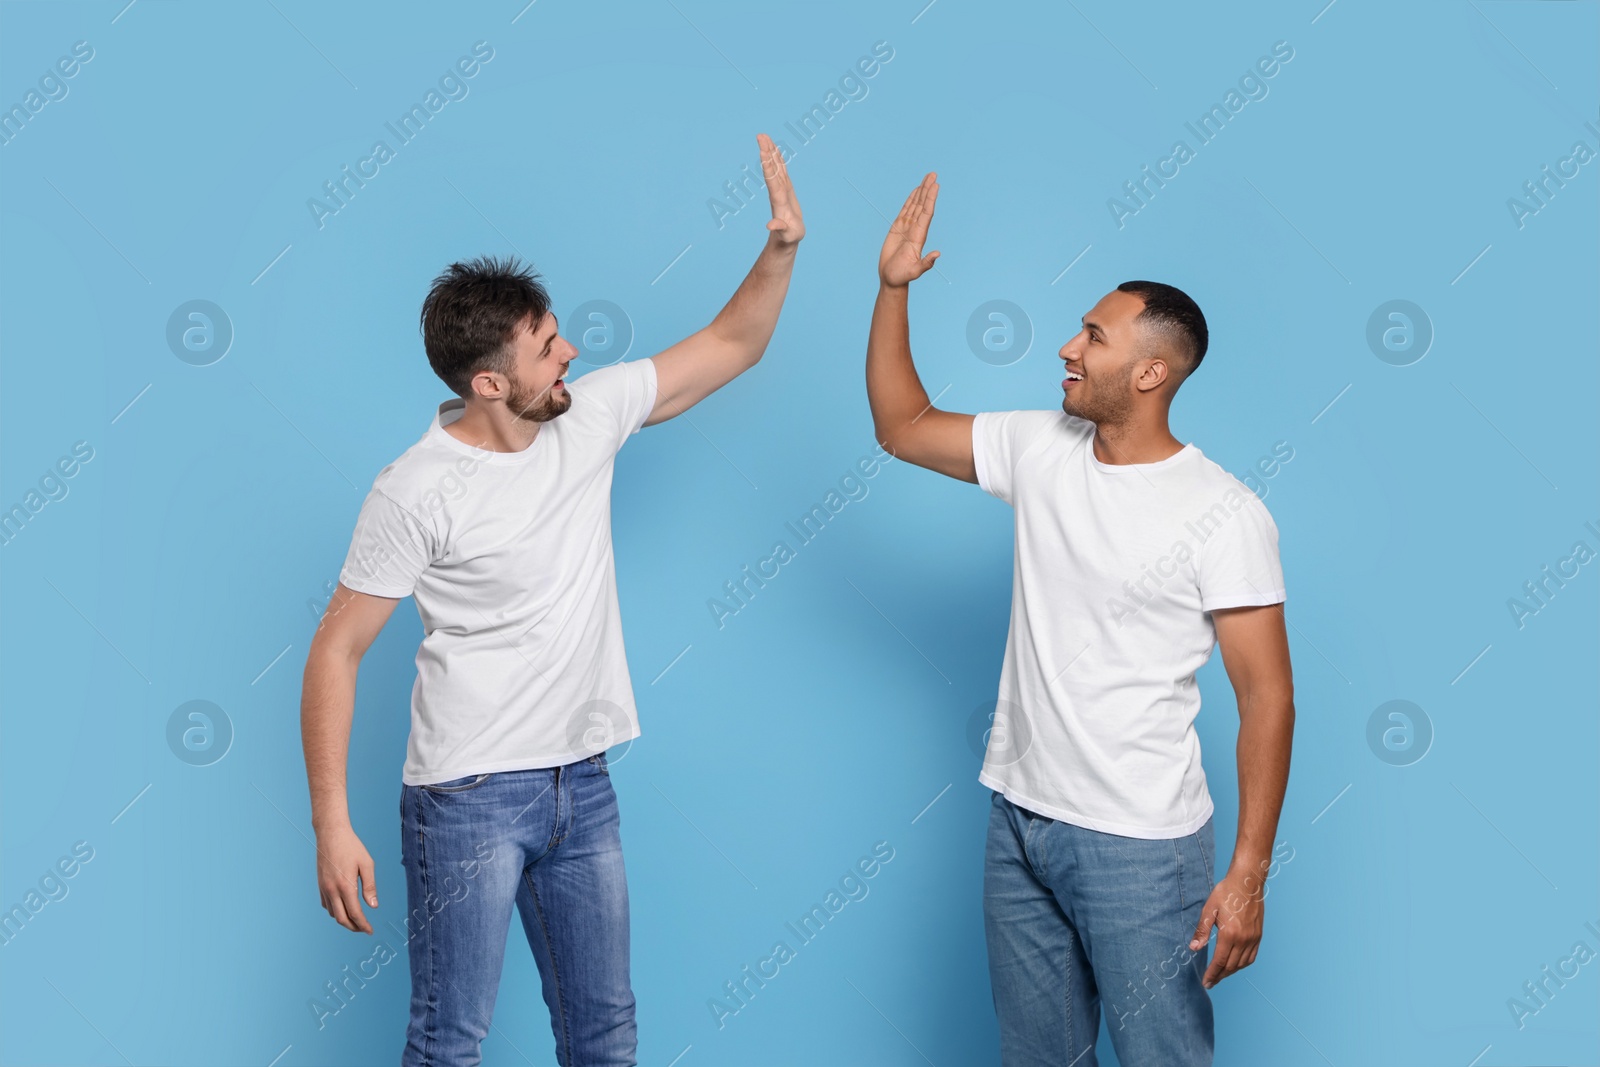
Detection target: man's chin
<box><xmin>512</xmin><ymin>395</ymin><xmax>571</xmax><ymax>424</ymax></box>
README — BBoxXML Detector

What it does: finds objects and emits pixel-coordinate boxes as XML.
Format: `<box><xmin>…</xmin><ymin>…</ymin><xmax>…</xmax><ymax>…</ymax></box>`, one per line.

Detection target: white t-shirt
<box><xmin>338</xmin><ymin>357</ymin><xmax>659</xmax><ymax>786</ymax></box>
<box><xmin>972</xmin><ymin>409</ymin><xmax>1286</xmax><ymax>839</ymax></box>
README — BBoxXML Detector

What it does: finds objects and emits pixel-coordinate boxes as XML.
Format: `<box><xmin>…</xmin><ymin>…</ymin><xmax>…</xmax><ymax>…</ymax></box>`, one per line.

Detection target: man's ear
<box><xmin>468</xmin><ymin>370</ymin><xmax>503</xmax><ymax>401</ymax></box>
<box><xmin>1136</xmin><ymin>357</ymin><xmax>1170</xmax><ymax>393</ymax></box>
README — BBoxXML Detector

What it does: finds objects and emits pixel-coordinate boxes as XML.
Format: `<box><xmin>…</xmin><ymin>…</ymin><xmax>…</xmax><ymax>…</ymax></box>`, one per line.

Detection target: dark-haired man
<box><xmin>865</xmin><ymin>173</ymin><xmax>1294</xmax><ymax>1066</ymax></box>
<box><xmin>300</xmin><ymin>133</ymin><xmax>803</xmax><ymax>1067</ymax></box>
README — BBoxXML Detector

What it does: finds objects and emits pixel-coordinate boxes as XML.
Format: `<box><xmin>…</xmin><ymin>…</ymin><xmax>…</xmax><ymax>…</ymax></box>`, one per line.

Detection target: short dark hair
<box><xmin>1115</xmin><ymin>280</ymin><xmax>1208</xmax><ymax>380</ymax></box>
<box><xmin>420</xmin><ymin>255</ymin><xmax>552</xmax><ymax>397</ymax></box>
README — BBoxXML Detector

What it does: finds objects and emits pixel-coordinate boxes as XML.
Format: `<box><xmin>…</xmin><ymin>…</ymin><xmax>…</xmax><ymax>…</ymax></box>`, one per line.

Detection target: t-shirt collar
<box><xmin>1087</xmin><ymin>440</ymin><xmax>1197</xmax><ymax>474</ymax></box>
<box><xmin>427</xmin><ymin>398</ymin><xmax>541</xmax><ymax>465</ymax></box>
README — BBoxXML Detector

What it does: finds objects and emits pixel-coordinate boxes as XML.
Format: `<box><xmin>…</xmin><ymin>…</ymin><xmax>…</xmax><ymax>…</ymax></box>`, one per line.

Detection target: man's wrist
<box><xmin>764</xmin><ymin>232</ymin><xmax>800</xmax><ymax>255</ymax></box>
<box><xmin>1225</xmin><ymin>850</ymin><xmax>1275</xmax><ymax>885</ymax></box>
<box><xmin>312</xmin><ymin>810</ymin><xmax>351</xmax><ymax>836</ymax></box>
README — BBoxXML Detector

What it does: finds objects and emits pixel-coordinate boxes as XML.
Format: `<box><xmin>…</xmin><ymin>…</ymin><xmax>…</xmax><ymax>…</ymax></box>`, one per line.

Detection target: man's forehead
<box><xmin>1083</xmin><ymin>290</ymin><xmax>1143</xmax><ymax>329</ymax></box>
<box><xmin>525</xmin><ymin>309</ymin><xmax>558</xmax><ymax>337</ymax></box>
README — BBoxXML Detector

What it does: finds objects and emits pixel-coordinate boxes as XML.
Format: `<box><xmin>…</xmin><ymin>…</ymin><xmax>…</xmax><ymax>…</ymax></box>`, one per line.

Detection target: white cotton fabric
<box><xmin>972</xmin><ymin>409</ymin><xmax>1286</xmax><ymax>839</ymax></box>
<box><xmin>339</xmin><ymin>357</ymin><xmax>658</xmax><ymax>786</ymax></box>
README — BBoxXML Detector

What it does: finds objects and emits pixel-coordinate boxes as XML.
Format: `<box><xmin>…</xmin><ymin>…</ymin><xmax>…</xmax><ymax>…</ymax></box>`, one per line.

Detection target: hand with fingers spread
<box><xmin>1188</xmin><ymin>861</ymin><xmax>1270</xmax><ymax>988</ymax></box>
<box><xmin>879</xmin><ymin>172</ymin><xmax>941</xmax><ymax>288</ymax></box>
<box><xmin>757</xmin><ymin>132</ymin><xmax>805</xmax><ymax>248</ymax></box>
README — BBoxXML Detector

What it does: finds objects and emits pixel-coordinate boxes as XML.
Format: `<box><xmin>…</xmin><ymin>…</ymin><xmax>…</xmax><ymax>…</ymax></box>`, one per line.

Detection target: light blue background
<box><xmin>2</xmin><ymin>1</ymin><xmax>1596</xmax><ymax>1065</ymax></box>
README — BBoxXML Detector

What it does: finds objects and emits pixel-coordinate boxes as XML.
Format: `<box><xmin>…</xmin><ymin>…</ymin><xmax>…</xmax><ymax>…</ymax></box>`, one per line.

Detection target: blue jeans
<box><xmin>984</xmin><ymin>791</ymin><xmax>1216</xmax><ymax>1067</ymax></box>
<box><xmin>398</xmin><ymin>754</ymin><xmax>635</xmax><ymax>1066</ymax></box>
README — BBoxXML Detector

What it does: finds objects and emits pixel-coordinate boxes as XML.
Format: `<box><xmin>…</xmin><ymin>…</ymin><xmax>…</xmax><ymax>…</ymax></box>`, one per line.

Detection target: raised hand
<box><xmin>758</xmin><ymin>132</ymin><xmax>805</xmax><ymax>248</ymax></box>
<box><xmin>879</xmin><ymin>172</ymin><xmax>941</xmax><ymax>288</ymax></box>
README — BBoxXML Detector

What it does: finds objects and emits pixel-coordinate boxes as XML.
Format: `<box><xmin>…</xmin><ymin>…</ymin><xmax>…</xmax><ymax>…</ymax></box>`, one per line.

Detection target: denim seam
<box><xmin>420</xmin><ymin>772</ymin><xmax>493</xmax><ymax>794</ymax></box>
<box><xmin>1178</xmin><ymin>834</ymin><xmax>1195</xmax><ymax>1063</ymax></box>
<box><xmin>1173</xmin><ymin>837</ymin><xmax>1186</xmax><ymax>911</ymax></box>
<box><xmin>524</xmin><ymin>867</ymin><xmax>572</xmax><ymax>1064</ymax></box>
<box><xmin>1192</xmin><ymin>826</ymin><xmax>1215</xmax><ymax>1065</ymax></box>
<box><xmin>1063</xmin><ymin>930</ymin><xmax>1075</xmax><ymax>1061</ymax></box>
<box><xmin>1022</xmin><ymin>806</ymin><xmax>1045</xmax><ymax>883</ymax></box>
<box><xmin>550</xmin><ymin>764</ymin><xmax>568</xmax><ymax>849</ymax></box>
<box><xmin>414</xmin><ymin>788</ymin><xmax>438</xmax><ymax>1066</ymax></box>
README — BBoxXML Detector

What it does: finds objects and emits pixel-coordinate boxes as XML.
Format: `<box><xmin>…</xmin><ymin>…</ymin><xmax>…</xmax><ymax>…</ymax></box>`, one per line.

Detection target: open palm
<box><xmin>879</xmin><ymin>172</ymin><xmax>941</xmax><ymax>287</ymax></box>
<box><xmin>758</xmin><ymin>132</ymin><xmax>805</xmax><ymax>247</ymax></box>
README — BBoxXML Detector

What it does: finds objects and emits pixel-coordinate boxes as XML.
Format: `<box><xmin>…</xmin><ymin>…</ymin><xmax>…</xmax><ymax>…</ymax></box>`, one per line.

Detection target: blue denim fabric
<box><xmin>984</xmin><ymin>791</ymin><xmax>1216</xmax><ymax>1067</ymax></box>
<box><xmin>398</xmin><ymin>754</ymin><xmax>635</xmax><ymax>1066</ymax></box>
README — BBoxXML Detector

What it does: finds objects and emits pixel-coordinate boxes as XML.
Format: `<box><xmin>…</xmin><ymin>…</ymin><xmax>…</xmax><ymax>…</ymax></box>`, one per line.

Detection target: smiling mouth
<box><xmin>1063</xmin><ymin>372</ymin><xmax>1084</xmax><ymax>387</ymax></box>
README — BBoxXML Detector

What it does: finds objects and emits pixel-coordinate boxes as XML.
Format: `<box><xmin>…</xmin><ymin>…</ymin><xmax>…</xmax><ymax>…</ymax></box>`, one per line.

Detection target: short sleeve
<box><xmin>1197</xmin><ymin>488</ymin><xmax>1286</xmax><ymax>611</ymax></box>
<box><xmin>569</xmin><ymin>356</ymin><xmax>658</xmax><ymax>452</ymax></box>
<box><xmin>338</xmin><ymin>485</ymin><xmax>435</xmax><ymax>599</ymax></box>
<box><xmin>972</xmin><ymin>410</ymin><xmax>1060</xmax><ymax>505</ymax></box>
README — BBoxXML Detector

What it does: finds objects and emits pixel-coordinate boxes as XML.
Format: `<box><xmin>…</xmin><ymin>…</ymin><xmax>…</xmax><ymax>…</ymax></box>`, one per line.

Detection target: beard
<box><xmin>1062</xmin><ymin>376</ymin><xmax>1135</xmax><ymax>428</ymax></box>
<box><xmin>1056</xmin><ymin>382</ymin><xmax>1132</xmax><ymax>428</ymax></box>
<box><xmin>505</xmin><ymin>367</ymin><xmax>571</xmax><ymax>424</ymax></box>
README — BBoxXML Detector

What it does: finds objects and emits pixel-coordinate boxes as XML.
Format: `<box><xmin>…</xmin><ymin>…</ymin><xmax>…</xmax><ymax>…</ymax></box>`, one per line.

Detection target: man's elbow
<box><xmin>702</xmin><ymin>323</ymin><xmax>765</xmax><ymax>368</ymax></box>
<box><xmin>1275</xmin><ymin>693</ymin><xmax>1296</xmax><ymax>734</ymax></box>
<box><xmin>1239</xmin><ymin>682</ymin><xmax>1295</xmax><ymax>725</ymax></box>
<box><xmin>872</xmin><ymin>422</ymin><xmax>909</xmax><ymax>461</ymax></box>
<box><xmin>307</xmin><ymin>620</ymin><xmax>368</xmax><ymax>673</ymax></box>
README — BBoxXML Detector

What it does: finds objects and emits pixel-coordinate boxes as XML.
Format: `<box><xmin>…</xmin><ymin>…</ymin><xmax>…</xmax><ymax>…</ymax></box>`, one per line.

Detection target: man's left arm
<box><xmin>644</xmin><ymin>132</ymin><xmax>804</xmax><ymax>428</ymax></box>
<box><xmin>1188</xmin><ymin>602</ymin><xmax>1295</xmax><ymax>988</ymax></box>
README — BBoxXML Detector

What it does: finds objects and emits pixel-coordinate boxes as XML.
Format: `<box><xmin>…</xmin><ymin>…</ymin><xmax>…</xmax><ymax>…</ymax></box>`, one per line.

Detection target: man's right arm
<box><xmin>867</xmin><ymin>172</ymin><xmax>976</xmax><ymax>483</ymax></box>
<box><xmin>301</xmin><ymin>582</ymin><xmax>400</xmax><ymax>934</ymax></box>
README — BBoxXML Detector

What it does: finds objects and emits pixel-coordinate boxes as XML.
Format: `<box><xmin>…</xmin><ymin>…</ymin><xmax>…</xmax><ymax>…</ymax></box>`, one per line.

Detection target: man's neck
<box><xmin>444</xmin><ymin>405</ymin><xmax>541</xmax><ymax>454</ymax></box>
<box><xmin>1091</xmin><ymin>422</ymin><xmax>1184</xmax><ymax>466</ymax></box>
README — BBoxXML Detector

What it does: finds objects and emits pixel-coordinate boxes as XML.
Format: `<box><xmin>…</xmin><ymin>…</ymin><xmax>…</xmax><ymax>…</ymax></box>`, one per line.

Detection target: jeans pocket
<box><xmin>587</xmin><ymin>753</ymin><xmax>610</xmax><ymax>776</ymax></box>
<box><xmin>421</xmin><ymin>772</ymin><xmax>495</xmax><ymax>794</ymax></box>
